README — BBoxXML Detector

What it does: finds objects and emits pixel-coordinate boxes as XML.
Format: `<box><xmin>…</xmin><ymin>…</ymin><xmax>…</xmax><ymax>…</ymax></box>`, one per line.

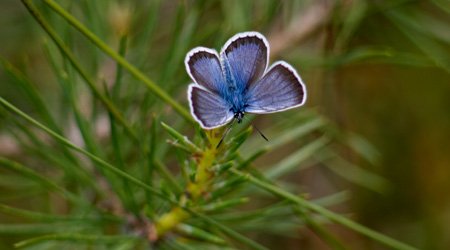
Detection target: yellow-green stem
<box><xmin>155</xmin><ymin>128</ymin><xmax>223</xmax><ymax>238</ymax></box>
<box><xmin>155</xmin><ymin>207</ymin><xmax>190</xmax><ymax>237</ymax></box>
<box><xmin>188</xmin><ymin>129</ymin><xmax>222</xmax><ymax>199</ymax></box>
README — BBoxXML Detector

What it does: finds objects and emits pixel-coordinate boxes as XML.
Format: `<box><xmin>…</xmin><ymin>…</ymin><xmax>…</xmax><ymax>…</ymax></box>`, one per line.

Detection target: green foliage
<box><xmin>1</xmin><ymin>0</ymin><xmax>448</xmax><ymax>249</ymax></box>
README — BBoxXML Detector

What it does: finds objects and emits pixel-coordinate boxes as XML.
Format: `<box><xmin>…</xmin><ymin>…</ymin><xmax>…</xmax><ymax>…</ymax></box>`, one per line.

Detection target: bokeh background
<box><xmin>1</xmin><ymin>0</ymin><xmax>450</xmax><ymax>249</ymax></box>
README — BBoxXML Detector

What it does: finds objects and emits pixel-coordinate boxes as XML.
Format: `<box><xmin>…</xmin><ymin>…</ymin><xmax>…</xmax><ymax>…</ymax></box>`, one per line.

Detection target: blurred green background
<box><xmin>1</xmin><ymin>0</ymin><xmax>450</xmax><ymax>249</ymax></box>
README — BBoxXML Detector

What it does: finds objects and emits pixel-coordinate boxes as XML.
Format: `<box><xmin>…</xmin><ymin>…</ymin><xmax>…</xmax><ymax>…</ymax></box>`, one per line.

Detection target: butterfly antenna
<box><xmin>216</xmin><ymin>119</ymin><xmax>236</xmax><ymax>149</ymax></box>
<box><xmin>243</xmin><ymin>116</ymin><xmax>268</xmax><ymax>142</ymax></box>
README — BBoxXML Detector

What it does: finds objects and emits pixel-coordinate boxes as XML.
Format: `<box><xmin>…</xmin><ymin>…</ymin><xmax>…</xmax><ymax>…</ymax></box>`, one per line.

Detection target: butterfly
<box><xmin>185</xmin><ymin>31</ymin><xmax>307</xmax><ymax>134</ymax></box>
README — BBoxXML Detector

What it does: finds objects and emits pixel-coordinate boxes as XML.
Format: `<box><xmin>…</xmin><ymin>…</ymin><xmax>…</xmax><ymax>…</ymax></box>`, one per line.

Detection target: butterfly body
<box><xmin>186</xmin><ymin>32</ymin><xmax>306</xmax><ymax>130</ymax></box>
<box><xmin>221</xmin><ymin>58</ymin><xmax>248</xmax><ymax>120</ymax></box>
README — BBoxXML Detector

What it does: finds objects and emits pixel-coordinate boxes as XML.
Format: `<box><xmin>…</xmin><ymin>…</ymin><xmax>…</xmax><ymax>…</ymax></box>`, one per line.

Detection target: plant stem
<box><xmin>155</xmin><ymin>207</ymin><xmax>190</xmax><ymax>237</ymax></box>
<box><xmin>156</xmin><ymin>129</ymin><xmax>223</xmax><ymax>238</ymax></box>
<box><xmin>187</xmin><ymin>129</ymin><xmax>221</xmax><ymax>199</ymax></box>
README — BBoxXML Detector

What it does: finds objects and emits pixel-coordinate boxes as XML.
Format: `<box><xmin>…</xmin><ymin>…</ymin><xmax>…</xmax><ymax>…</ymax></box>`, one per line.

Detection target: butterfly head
<box><xmin>234</xmin><ymin>111</ymin><xmax>244</xmax><ymax>124</ymax></box>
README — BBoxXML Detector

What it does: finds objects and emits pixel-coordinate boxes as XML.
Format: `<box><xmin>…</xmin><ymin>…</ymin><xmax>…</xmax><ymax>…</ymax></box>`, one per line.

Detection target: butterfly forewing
<box><xmin>185</xmin><ymin>48</ymin><xmax>225</xmax><ymax>94</ymax></box>
<box><xmin>245</xmin><ymin>62</ymin><xmax>306</xmax><ymax>114</ymax></box>
<box><xmin>222</xmin><ymin>32</ymin><xmax>269</xmax><ymax>89</ymax></box>
<box><xmin>188</xmin><ymin>84</ymin><xmax>234</xmax><ymax>129</ymax></box>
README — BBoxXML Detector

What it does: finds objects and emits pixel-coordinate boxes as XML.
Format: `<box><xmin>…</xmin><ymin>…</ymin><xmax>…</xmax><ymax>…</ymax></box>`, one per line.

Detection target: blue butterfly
<box><xmin>186</xmin><ymin>31</ymin><xmax>307</xmax><ymax>131</ymax></box>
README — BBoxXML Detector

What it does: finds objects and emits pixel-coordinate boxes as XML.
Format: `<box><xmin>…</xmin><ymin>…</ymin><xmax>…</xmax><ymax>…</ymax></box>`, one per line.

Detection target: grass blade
<box><xmin>21</xmin><ymin>0</ymin><xmax>138</xmax><ymax>142</ymax></box>
<box><xmin>14</xmin><ymin>234</ymin><xmax>141</xmax><ymax>249</ymax></box>
<box><xmin>228</xmin><ymin>168</ymin><xmax>417</xmax><ymax>250</ymax></box>
<box><xmin>40</xmin><ymin>0</ymin><xmax>193</xmax><ymax>123</ymax></box>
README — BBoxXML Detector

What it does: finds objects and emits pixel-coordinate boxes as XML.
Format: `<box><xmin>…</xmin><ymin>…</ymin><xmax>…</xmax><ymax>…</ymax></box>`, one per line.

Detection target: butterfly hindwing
<box><xmin>188</xmin><ymin>84</ymin><xmax>234</xmax><ymax>129</ymax></box>
<box><xmin>245</xmin><ymin>61</ymin><xmax>306</xmax><ymax>114</ymax></box>
<box><xmin>222</xmin><ymin>32</ymin><xmax>269</xmax><ymax>90</ymax></box>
